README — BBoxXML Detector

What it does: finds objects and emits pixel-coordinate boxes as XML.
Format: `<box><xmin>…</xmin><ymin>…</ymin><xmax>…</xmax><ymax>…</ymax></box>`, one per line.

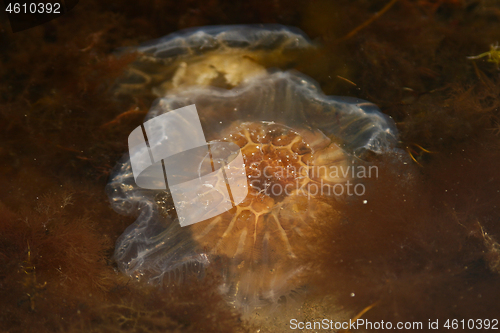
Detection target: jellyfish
<box><xmin>106</xmin><ymin>25</ymin><xmax>399</xmax><ymax>311</ymax></box>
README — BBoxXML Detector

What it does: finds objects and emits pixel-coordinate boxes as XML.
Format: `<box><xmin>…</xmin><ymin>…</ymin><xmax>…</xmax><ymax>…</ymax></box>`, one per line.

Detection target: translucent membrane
<box><xmin>135</xmin><ymin>24</ymin><xmax>314</xmax><ymax>58</ymax></box>
<box><xmin>114</xmin><ymin>24</ymin><xmax>316</xmax><ymax>95</ymax></box>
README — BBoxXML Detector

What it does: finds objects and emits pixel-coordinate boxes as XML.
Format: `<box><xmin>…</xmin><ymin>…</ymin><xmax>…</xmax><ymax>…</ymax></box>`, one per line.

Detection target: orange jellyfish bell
<box><xmin>106</xmin><ymin>25</ymin><xmax>399</xmax><ymax>311</ymax></box>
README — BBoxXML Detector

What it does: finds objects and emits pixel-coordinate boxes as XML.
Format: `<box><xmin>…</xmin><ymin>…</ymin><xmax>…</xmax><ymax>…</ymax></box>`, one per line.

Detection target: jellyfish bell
<box><xmin>107</xmin><ymin>25</ymin><xmax>400</xmax><ymax>311</ymax></box>
<box><xmin>114</xmin><ymin>24</ymin><xmax>317</xmax><ymax>97</ymax></box>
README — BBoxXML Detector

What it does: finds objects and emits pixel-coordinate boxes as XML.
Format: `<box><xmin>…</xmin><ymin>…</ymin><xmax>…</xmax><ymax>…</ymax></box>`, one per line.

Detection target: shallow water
<box><xmin>1</xmin><ymin>1</ymin><xmax>500</xmax><ymax>332</ymax></box>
